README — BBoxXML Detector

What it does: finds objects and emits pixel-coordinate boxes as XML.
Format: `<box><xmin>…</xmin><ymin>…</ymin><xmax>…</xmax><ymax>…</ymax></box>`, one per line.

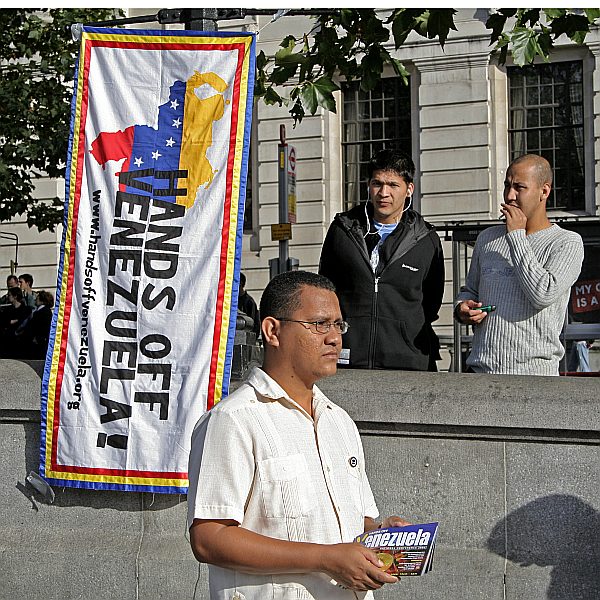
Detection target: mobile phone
<box><xmin>480</xmin><ymin>305</ymin><xmax>496</xmax><ymax>313</ymax></box>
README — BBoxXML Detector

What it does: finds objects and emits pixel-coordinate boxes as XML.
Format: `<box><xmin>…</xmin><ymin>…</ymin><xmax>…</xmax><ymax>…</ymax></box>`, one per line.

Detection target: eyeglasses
<box><xmin>276</xmin><ymin>318</ymin><xmax>349</xmax><ymax>335</ymax></box>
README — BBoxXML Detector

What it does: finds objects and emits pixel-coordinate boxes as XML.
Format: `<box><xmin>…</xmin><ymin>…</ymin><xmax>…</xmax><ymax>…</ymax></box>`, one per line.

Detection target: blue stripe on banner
<box><xmin>39</xmin><ymin>46</ymin><xmax>84</xmax><ymax>480</ymax></box>
<box><xmin>221</xmin><ymin>35</ymin><xmax>257</xmax><ymax>397</ymax></box>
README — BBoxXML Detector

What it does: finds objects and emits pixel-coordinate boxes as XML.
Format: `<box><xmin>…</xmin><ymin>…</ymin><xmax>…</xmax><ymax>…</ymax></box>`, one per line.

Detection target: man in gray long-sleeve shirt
<box><xmin>454</xmin><ymin>154</ymin><xmax>584</xmax><ymax>375</ymax></box>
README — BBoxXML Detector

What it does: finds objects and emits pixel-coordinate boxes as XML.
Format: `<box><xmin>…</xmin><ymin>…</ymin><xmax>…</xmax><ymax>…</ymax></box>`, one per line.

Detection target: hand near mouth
<box><xmin>500</xmin><ymin>202</ymin><xmax>527</xmax><ymax>232</ymax></box>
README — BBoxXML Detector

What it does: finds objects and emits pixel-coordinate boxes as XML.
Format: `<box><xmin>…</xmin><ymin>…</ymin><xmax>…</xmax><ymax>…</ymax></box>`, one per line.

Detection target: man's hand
<box><xmin>319</xmin><ymin>543</ymin><xmax>398</xmax><ymax>591</ymax></box>
<box><xmin>381</xmin><ymin>516</ymin><xmax>411</xmax><ymax>529</ymax></box>
<box><xmin>190</xmin><ymin>519</ymin><xmax>398</xmax><ymax>591</ymax></box>
<box><xmin>500</xmin><ymin>202</ymin><xmax>527</xmax><ymax>232</ymax></box>
<box><xmin>455</xmin><ymin>300</ymin><xmax>488</xmax><ymax>325</ymax></box>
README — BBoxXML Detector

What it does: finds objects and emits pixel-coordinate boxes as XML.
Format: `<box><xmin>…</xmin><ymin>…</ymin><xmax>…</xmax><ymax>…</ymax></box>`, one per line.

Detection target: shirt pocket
<box><xmin>257</xmin><ymin>453</ymin><xmax>311</xmax><ymax>518</ymax></box>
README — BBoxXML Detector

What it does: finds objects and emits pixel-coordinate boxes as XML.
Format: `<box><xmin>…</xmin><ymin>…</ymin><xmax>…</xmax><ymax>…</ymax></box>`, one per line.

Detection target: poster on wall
<box><xmin>39</xmin><ymin>27</ymin><xmax>255</xmax><ymax>493</ymax></box>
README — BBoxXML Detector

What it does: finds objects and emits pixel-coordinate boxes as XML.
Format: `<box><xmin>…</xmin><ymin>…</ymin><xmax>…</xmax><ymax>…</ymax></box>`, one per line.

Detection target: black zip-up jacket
<box><xmin>319</xmin><ymin>202</ymin><xmax>444</xmax><ymax>371</ymax></box>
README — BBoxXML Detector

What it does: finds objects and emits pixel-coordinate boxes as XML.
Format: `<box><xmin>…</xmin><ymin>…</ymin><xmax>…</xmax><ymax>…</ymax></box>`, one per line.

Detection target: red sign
<box><xmin>571</xmin><ymin>279</ymin><xmax>600</xmax><ymax>313</ymax></box>
<box><xmin>288</xmin><ymin>146</ymin><xmax>296</xmax><ymax>172</ymax></box>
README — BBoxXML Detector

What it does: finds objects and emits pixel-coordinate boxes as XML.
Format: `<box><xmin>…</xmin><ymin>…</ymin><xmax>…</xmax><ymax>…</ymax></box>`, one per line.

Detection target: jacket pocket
<box><xmin>257</xmin><ymin>454</ymin><xmax>311</xmax><ymax>518</ymax></box>
<box><xmin>399</xmin><ymin>320</ymin><xmax>420</xmax><ymax>353</ymax></box>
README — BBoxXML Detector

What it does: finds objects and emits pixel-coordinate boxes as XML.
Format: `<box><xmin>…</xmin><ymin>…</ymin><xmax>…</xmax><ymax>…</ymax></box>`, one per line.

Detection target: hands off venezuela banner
<box><xmin>39</xmin><ymin>27</ymin><xmax>255</xmax><ymax>492</ymax></box>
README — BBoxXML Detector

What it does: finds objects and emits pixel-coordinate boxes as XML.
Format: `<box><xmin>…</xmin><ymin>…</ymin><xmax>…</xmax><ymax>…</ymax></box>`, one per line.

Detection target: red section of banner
<box><xmin>207</xmin><ymin>45</ymin><xmax>245</xmax><ymax>410</ymax></box>
<box><xmin>51</xmin><ymin>39</ymin><xmax>94</xmax><ymax>469</ymax></box>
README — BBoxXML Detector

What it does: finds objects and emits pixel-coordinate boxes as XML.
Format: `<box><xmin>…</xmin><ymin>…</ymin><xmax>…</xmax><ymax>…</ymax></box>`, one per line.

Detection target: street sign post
<box><xmin>270</xmin><ymin>124</ymin><xmax>299</xmax><ymax>278</ymax></box>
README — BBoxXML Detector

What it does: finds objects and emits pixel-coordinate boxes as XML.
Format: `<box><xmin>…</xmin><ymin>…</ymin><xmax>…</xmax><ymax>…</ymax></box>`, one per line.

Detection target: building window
<box><xmin>508</xmin><ymin>60</ymin><xmax>584</xmax><ymax>211</ymax></box>
<box><xmin>342</xmin><ymin>77</ymin><xmax>411</xmax><ymax>211</ymax></box>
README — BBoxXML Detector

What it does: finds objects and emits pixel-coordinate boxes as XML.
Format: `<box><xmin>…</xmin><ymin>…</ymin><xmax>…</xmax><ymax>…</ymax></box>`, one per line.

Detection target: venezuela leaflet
<box><xmin>355</xmin><ymin>522</ymin><xmax>439</xmax><ymax>576</ymax></box>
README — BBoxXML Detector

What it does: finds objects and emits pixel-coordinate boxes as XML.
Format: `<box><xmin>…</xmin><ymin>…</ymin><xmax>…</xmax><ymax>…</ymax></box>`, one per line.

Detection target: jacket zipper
<box><xmin>367</xmin><ymin>277</ymin><xmax>380</xmax><ymax>368</ymax></box>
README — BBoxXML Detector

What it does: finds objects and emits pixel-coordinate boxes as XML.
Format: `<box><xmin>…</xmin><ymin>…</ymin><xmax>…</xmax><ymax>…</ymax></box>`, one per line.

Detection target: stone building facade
<box><xmin>2</xmin><ymin>8</ymin><xmax>599</xmax><ymax>366</ymax></box>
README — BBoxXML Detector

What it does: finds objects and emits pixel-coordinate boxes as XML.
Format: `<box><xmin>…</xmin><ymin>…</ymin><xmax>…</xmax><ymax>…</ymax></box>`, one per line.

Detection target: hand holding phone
<box><xmin>479</xmin><ymin>305</ymin><xmax>496</xmax><ymax>313</ymax></box>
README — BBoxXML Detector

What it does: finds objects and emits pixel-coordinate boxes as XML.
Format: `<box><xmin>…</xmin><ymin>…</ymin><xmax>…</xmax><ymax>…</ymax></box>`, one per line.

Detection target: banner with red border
<box><xmin>39</xmin><ymin>27</ymin><xmax>255</xmax><ymax>492</ymax></box>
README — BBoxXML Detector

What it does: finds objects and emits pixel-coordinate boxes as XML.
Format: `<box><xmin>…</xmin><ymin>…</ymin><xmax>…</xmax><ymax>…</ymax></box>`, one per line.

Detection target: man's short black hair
<box><xmin>6</xmin><ymin>274</ymin><xmax>17</xmax><ymax>286</ymax></box>
<box><xmin>260</xmin><ymin>270</ymin><xmax>336</xmax><ymax>322</ymax></box>
<box><xmin>367</xmin><ymin>149</ymin><xmax>415</xmax><ymax>184</ymax></box>
<box><xmin>239</xmin><ymin>272</ymin><xmax>246</xmax><ymax>289</ymax></box>
<box><xmin>19</xmin><ymin>273</ymin><xmax>33</xmax><ymax>286</ymax></box>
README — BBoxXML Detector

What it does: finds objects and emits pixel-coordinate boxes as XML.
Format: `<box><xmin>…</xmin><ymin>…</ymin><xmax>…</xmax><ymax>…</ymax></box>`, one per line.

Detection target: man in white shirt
<box><xmin>187</xmin><ymin>270</ymin><xmax>406</xmax><ymax>599</ymax></box>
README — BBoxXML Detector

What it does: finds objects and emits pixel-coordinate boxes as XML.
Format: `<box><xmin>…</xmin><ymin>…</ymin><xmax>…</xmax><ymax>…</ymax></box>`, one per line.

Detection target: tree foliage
<box><xmin>255</xmin><ymin>8</ymin><xmax>600</xmax><ymax>124</ymax></box>
<box><xmin>0</xmin><ymin>9</ymin><xmax>120</xmax><ymax>231</ymax></box>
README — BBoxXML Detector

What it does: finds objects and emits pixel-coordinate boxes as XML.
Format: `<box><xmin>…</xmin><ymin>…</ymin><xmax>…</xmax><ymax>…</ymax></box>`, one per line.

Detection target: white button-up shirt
<box><xmin>187</xmin><ymin>367</ymin><xmax>379</xmax><ymax>600</ymax></box>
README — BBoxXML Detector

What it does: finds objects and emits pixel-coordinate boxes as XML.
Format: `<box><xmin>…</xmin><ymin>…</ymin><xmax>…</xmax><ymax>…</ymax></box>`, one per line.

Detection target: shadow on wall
<box><xmin>487</xmin><ymin>494</ymin><xmax>600</xmax><ymax>599</ymax></box>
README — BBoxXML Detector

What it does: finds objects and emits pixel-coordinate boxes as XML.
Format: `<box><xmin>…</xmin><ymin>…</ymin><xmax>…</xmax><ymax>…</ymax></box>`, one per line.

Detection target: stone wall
<box><xmin>1</xmin><ymin>360</ymin><xmax>599</xmax><ymax>599</ymax></box>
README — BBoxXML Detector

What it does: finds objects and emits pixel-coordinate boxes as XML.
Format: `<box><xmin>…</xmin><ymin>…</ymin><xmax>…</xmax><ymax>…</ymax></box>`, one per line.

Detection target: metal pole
<box><xmin>182</xmin><ymin>8</ymin><xmax>219</xmax><ymax>31</ymax></box>
<box><xmin>278</xmin><ymin>125</ymin><xmax>289</xmax><ymax>274</ymax></box>
<box><xmin>452</xmin><ymin>239</ymin><xmax>462</xmax><ymax>372</ymax></box>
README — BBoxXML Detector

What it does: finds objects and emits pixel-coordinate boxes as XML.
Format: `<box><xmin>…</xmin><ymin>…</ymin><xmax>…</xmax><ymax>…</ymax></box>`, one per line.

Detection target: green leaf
<box><xmin>570</xmin><ymin>30</ymin><xmax>588</xmax><ymax>45</ymax></box>
<box><xmin>509</xmin><ymin>27</ymin><xmax>546</xmax><ymax>66</ymax></box>
<box><xmin>256</xmin><ymin>50</ymin><xmax>268</xmax><ymax>70</ymax></box>
<box><xmin>280</xmin><ymin>35</ymin><xmax>296</xmax><ymax>49</ymax></box>
<box><xmin>486</xmin><ymin>12</ymin><xmax>508</xmax><ymax>44</ymax></box>
<box><xmin>543</xmin><ymin>9</ymin><xmax>566</xmax><ymax>20</ymax></box>
<box><xmin>360</xmin><ymin>46</ymin><xmax>384</xmax><ymax>91</ymax></box>
<box><xmin>299</xmin><ymin>82</ymin><xmax>318</xmax><ymax>115</ymax></box>
<box><xmin>270</xmin><ymin>65</ymin><xmax>298</xmax><ymax>85</ymax></box>
<box><xmin>390</xmin><ymin>59</ymin><xmax>409</xmax><ymax>84</ymax></box>
<box><xmin>274</xmin><ymin>45</ymin><xmax>308</xmax><ymax>68</ymax></box>
<box><xmin>549</xmin><ymin>13</ymin><xmax>589</xmax><ymax>42</ymax></box>
<box><xmin>391</xmin><ymin>9</ymin><xmax>425</xmax><ymax>48</ymax></box>
<box><xmin>516</xmin><ymin>8</ymin><xmax>541</xmax><ymax>28</ymax></box>
<box><xmin>585</xmin><ymin>8</ymin><xmax>600</xmax><ymax>22</ymax></box>
<box><xmin>299</xmin><ymin>76</ymin><xmax>339</xmax><ymax>115</ymax></box>
<box><xmin>264</xmin><ymin>86</ymin><xmax>283</xmax><ymax>106</ymax></box>
<box><xmin>425</xmin><ymin>9</ymin><xmax>458</xmax><ymax>47</ymax></box>
<box><xmin>289</xmin><ymin>98</ymin><xmax>305</xmax><ymax>125</ymax></box>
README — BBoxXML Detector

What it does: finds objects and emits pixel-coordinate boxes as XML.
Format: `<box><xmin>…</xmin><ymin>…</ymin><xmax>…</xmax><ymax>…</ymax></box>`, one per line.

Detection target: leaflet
<box><xmin>355</xmin><ymin>522</ymin><xmax>438</xmax><ymax>577</ymax></box>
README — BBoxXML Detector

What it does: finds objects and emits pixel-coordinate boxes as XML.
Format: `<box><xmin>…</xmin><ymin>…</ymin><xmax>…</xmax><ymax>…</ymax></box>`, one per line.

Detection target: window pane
<box><xmin>540</xmin><ymin>107</ymin><xmax>553</xmax><ymax>127</ymax></box>
<box><xmin>527</xmin><ymin>108</ymin><xmax>539</xmax><ymax>128</ymax></box>
<box><xmin>508</xmin><ymin>61</ymin><xmax>585</xmax><ymax>210</ymax></box>
<box><xmin>342</xmin><ymin>77</ymin><xmax>411</xmax><ymax>210</ymax></box>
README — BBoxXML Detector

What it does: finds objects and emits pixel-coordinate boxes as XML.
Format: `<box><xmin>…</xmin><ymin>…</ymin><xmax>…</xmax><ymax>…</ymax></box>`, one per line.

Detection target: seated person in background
<box><xmin>15</xmin><ymin>290</ymin><xmax>54</xmax><ymax>359</ymax></box>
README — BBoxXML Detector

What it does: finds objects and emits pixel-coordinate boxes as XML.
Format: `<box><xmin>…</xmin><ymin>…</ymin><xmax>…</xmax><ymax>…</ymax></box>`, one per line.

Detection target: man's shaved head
<box><xmin>509</xmin><ymin>154</ymin><xmax>553</xmax><ymax>187</ymax></box>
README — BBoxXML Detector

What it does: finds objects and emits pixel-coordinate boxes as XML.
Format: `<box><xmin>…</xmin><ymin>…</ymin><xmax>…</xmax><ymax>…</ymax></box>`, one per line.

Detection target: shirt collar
<box><xmin>246</xmin><ymin>367</ymin><xmax>333</xmax><ymax>419</ymax></box>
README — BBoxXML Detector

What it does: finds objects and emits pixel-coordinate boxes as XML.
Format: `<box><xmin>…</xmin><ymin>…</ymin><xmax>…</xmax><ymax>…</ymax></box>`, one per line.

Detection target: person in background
<box><xmin>15</xmin><ymin>290</ymin><xmax>54</xmax><ymax>359</ymax></box>
<box><xmin>18</xmin><ymin>273</ymin><xmax>37</xmax><ymax>310</ymax></box>
<box><xmin>567</xmin><ymin>340</ymin><xmax>594</xmax><ymax>373</ymax></box>
<box><xmin>319</xmin><ymin>148</ymin><xmax>444</xmax><ymax>371</ymax></box>
<box><xmin>0</xmin><ymin>287</ymin><xmax>32</xmax><ymax>357</ymax></box>
<box><xmin>454</xmin><ymin>154</ymin><xmax>584</xmax><ymax>375</ymax></box>
<box><xmin>0</xmin><ymin>274</ymin><xmax>19</xmax><ymax>305</ymax></box>
<box><xmin>237</xmin><ymin>271</ymin><xmax>260</xmax><ymax>337</ymax></box>
<box><xmin>188</xmin><ymin>270</ymin><xmax>408</xmax><ymax>600</ymax></box>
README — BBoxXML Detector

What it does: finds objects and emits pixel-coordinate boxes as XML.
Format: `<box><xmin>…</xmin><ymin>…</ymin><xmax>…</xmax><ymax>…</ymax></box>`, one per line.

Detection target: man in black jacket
<box><xmin>319</xmin><ymin>149</ymin><xmax>444</xmax><ymax>371</ymax></box>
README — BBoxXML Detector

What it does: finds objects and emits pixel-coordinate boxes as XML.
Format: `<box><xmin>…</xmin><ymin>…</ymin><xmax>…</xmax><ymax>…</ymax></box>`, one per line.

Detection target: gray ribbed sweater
<box><xmin>457</xmin><ymin>224</ymin><xmax>584</xmax><ymax>375</ymax></box>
